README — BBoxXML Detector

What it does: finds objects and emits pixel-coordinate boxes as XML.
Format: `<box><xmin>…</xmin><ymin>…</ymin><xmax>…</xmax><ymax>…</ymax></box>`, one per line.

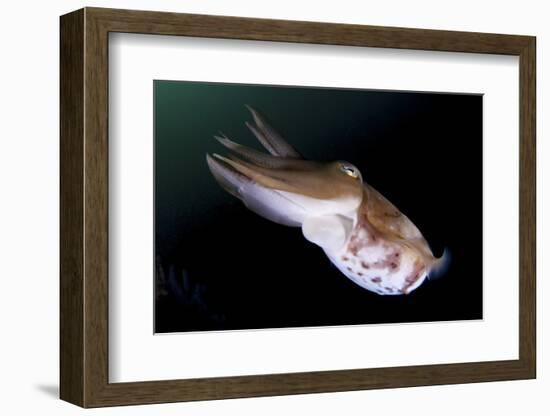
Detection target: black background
<box><xmin>154</xmin><ymin>81</ymin><xmax>482</xmax><ymax>333</ymax></box>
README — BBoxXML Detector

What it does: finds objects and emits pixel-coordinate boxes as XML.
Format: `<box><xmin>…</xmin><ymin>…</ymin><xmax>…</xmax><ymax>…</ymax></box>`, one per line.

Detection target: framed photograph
<box><xmin>60</xmin><ymin>7</ymin><xmax>536</xmax><ymax>408</ymax></box>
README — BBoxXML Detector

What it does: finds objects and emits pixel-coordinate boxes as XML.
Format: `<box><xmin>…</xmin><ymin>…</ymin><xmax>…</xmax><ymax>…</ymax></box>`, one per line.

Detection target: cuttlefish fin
<box><xmin>245</xmin><ymin>105</ymin><xmax>302</xmax><ymax>159</ymax></box>
<box><xmin>428</xmin><ymin>248</ymin><xmax>452</xmax><ymax>280</ymax></box>
<box><xmin>206</xmin><ymin>154</ymin><xmax>305</xmax><ymax>227</ymax></box>
<box><xmin>302</xmin><ymin>215</ymin><xmax>354</xmax><ymax>252</ymax></box>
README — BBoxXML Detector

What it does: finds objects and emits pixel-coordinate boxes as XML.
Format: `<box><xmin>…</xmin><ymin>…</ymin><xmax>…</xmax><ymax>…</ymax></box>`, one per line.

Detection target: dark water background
<box><xmin>154</xmin><ymin>80</ymin><xmax>482</xmax><ymax>333</ymax></box>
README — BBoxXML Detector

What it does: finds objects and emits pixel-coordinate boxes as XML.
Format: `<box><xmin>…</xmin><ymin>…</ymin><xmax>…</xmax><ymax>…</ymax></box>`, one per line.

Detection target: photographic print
<box><xmin>60</xmin><ymin>9</ymin><xmax>535</xmax><ymax>406</ymax></box>
<box><xmin>154</xmin><ymin>80</ymin><xmax>482</xmax><ymax>333</ymax></box>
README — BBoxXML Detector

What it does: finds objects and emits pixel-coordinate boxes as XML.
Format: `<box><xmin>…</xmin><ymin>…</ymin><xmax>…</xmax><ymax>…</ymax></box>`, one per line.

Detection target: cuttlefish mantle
<box><xmin>206</xmin><ymin>106</ymin><xmax>450</xmax><ymax>295</ymax></box>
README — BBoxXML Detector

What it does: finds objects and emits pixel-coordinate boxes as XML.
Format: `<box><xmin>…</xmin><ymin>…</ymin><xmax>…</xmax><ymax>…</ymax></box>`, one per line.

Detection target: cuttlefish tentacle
<box><xmin>206</xmin><ymin>106</ymin><xmax>450</xmax><ymax>295</ymax></box>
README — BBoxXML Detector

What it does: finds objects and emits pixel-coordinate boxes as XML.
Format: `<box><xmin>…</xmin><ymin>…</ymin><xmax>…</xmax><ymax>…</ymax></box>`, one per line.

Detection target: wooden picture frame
<box><xmin>60</xmin><ymin>7</ymin><xmax>536</xmax><ymax>408</ymax></box>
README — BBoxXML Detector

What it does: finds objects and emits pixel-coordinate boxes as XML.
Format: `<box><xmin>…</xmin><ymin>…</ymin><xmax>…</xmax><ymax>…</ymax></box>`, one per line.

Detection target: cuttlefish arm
<box><xmin>206</xmin><ymin>136</ymin><xmax>313</xmax><ymax>227</ymax></box>
<box><xmin>245</xmin><ymin>105</ymin><xmax>302</xmax><ymax>159</ymax></box>
<box><xmin>205</xmin><ymin>106</ymin><xmax>449</xmax><ymax>295</ymax></box>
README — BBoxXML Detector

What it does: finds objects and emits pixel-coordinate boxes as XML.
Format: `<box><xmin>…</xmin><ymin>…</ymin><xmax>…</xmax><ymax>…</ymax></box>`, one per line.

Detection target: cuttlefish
<box><xmin>206</xmin><ymin>106</ymin><xmax>450</xmax><ymax>295</ymax></box>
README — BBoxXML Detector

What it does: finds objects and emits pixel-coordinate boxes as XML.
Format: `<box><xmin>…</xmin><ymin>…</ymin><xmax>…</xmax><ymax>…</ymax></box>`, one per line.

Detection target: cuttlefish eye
<box><xmin>339</xmin><ymin>162</ymin><xmax>360</xmax><ymax>179</ymax></box>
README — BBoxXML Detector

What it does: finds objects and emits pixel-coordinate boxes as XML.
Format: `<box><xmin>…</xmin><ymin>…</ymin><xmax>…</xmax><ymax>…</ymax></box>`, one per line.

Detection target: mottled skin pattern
<box><xmin>326</xmin><ymin>184</ymin><xmax>434</xmax><ymax>295</ymax></box>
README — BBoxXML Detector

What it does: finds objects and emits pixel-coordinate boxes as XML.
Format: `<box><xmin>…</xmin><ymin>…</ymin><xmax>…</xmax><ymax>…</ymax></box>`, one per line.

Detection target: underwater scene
<box><xmin>154</xmin><ymin>80</ymin><xmax>482</xmax><ymax>333</ymax></box>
